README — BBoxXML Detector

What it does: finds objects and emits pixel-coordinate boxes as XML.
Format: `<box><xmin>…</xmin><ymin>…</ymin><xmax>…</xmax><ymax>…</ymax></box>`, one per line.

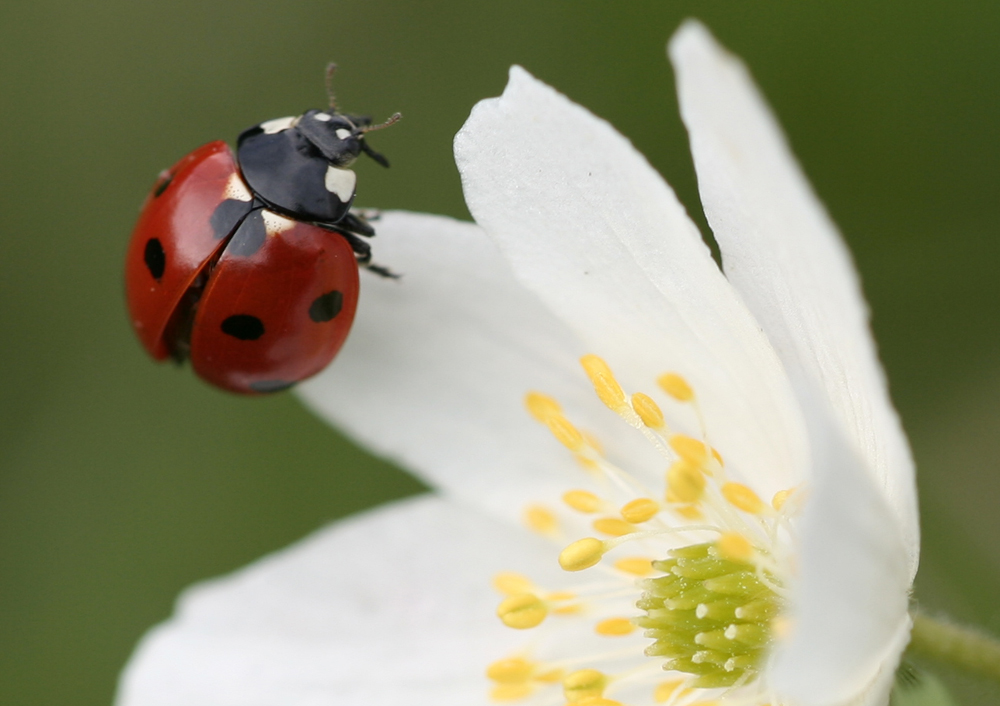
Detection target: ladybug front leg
<box><xmin>327</xmin><ymin>227</ymin><xmax>400</xmax><ymax>279</ymax></box>
<box><xmin>339</xmin><ymin>210</ymin><xmax>376</xmax><ymax>237</ymax></box>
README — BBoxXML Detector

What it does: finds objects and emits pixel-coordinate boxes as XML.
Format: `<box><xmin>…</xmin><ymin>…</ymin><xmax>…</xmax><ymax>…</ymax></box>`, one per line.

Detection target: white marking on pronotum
<box><xmin>313</xmin><ymin>112</ymin><xmax>332</xmax><ymax>122</ymax></box>
<box><xmin>335</xmin><ymin>128</ymin><xmax>352</xmax><ymax>140</ymax></box>
<box><xmin>260</xmin><ymin>116</ymin><xmax>297</xmax><ymax>134</ymax></box>
<box><xmin>261</xmin><ymin>210</ymin><xmax>296</xmax><ymax>236</ymax></box>
<box><xmin>223</xmin><ymin>173</ymin><xmax>253</xmax><ymax>202</ymax></box>
<box><xmin>324</xmin><ymin>166</ymin><xmax>357</xmax><ymax>202</ymax></box>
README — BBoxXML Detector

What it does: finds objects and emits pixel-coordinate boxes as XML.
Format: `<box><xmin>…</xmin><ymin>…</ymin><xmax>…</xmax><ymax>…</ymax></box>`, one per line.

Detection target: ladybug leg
<box><xmin>364</xmin><ymin>262</ymin><xmax>401</xmax><ymax>279</ymax></box>
<box><xmin>360</xmin><ymin>140</ymin><xmax>390</xmax><ymax>168</ymax></box>
<box><xmin>339</xmin><ymin>211</ymin><xmax>376</xmax><ymax>237</ymax></box>
<box><xmin>327</xmin><ymin>227</ymin><xmax>400</xmax><ymax>279</ymax></box>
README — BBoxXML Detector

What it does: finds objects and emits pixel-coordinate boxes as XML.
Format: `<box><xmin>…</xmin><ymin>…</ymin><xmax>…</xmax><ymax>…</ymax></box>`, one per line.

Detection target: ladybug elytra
<box><xmin>125</xmin><ymin>64</ymin><xmax>399</xmax><ymax>394</ymax></box>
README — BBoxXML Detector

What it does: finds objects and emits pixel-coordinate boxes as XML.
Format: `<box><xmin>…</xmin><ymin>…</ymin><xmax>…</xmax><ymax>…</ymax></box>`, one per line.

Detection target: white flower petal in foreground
<box><xmin>116</xmin><ymin>20</ymin><xmax>917</xmax><ymax>706</ymax></box>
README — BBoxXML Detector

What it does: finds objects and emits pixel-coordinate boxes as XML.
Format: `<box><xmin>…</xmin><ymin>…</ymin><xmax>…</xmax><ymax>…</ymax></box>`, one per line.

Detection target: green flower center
<box><xmin>638</xmin><ymin>542</ymin><xmax>782</xmax><ymax>688</ymax></box>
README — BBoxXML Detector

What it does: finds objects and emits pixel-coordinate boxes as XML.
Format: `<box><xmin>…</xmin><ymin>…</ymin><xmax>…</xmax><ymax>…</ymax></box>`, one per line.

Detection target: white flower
<box><xmin>114</xmin><ymin>20</ymin><xmax>918</xmax><ymax>706</ymax></box>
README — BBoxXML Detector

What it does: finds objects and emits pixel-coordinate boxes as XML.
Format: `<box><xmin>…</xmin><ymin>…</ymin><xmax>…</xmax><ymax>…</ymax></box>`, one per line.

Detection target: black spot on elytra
<box><xmin>144</xmin><ymin>238</ymin><xmax>166</xmax><ymax>279</ymax></box>
<box><xmin>221</xmin><ymin>314</ymin><xmax>264</xmax><ymax>340</ymax></box>
<box><xmin>249</xmin><ymin>379</ymin><xmax>294</xmax><ymax>393</ymax></box>
<box><xmin>210</xmin><ymin>198</ymin><xmax>253</xmax><ymax>239</ymax></box>
<box><xmin>224</xmin><ymin>210</ymin><xmax>267</xmax><ymax>257</ymax></box>
<box><xmin>308</xmin><ymin>290</ymin><xmax>343</xmax><ymax>323</ymax></box>
<box><xmin>153</xmin><ymin>171</ymin><xmax>173</xmax><ymax>197</ymax></box>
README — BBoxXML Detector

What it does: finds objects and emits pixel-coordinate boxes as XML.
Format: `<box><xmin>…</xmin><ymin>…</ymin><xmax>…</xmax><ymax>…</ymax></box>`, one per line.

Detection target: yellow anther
<box><xmin>771</xmin><ymin>615</ymin><xmax>793</xmax><ymax>639</ymax></box>
<box><xmin>620</xmin><ymin>497</ymin><xmax>659</xmax><ymax>524</ymax></box>
<box><xmin>722</xmin><ymin>482</ymin><xmax>767</xmax><ymax>515</ymax></box>
<box><xmin>497</xmin><ymin>593</ymin><xmax>548</xmax><ymax>629</ymax></box>
<box><xmin>493</xmin><ymin>572</ymin><xmax>534</xmax><ymax>595</ymax></box>
<box><xmin>631</xmin><ymin>392</ymin><xmax>664</xmax><ymax>429</ymax></box>
<box><xmin>654</xmin><ymin>680</ymin><xmax>685</xmax><ymax>703</ymax></box>
<box><xmin>772</xmin><ymin>487</ymin><xmax>796</xmax><ymax>511</ymax></box>
<box><xmin>592</xmin><ymin>518</ymin><xmax>635</xmax><ymax>537</ymax></box>
<box><xmin>576</xmin><ymin>698</ymin><xmax>624</xmax><ymax>706</ymax></box>
<box><xmin>535</xmin><ymin>668</ymin><xmax>565</xmax><ymax>683</ymax></box>
<box><xmin>675</xmin><ymin>504</ymin><xmax>704</xmax><ymax>520</ymax></box>
<box><xmin>716</xmin><ymin>533</ymin><xmax>754</xmax><ymax>562</ymax></box>
<box><xmin>559</xmin><ymin>537</ymin><xmax>606</xmax><ymax>571</ymax></box>
<box><xmin>490</xmin><ymin>683</ymin><xmax>534</xmax><ymax>701</ymax></box>
<box><xmin>667</xmin><ymin>459</ymin><xmax>705</xmax><ymax>503</ymax></box>
<box><xmin>563</xmin><ymin>669</ymin><xmax>607</xmax><ymax>702</ymax></box>
<box><xmin>711</xmin><ymin>448</ymin><xmax>724</xmax><ymax>467</ymax></box>
<box><xmin>547</xmin><ymin>591</ymin><xmax>582</xmax><ymax>615</ymax></box>
<box><xmin>669</xmin><ymin>434</ymin><xmax>708</xmax><ymax>466</ymax></box>
<box><xmin>595</xmin><ymin>617</ymin><xmax>635</xmax><ymax>636</ymax></box>
<box><xmin>658</xmin><ymin>373</ymin><xmax>694</xmax><ymax>402</ymax></box>
<box><xmin>581</xmin><ymin>355</ymin><xmax>627</xmax><ymax>411</ymax></box>
<box><xmin>613</xmin><ymin>557</ymin><xmax>654</xmax><ymax>576</ymax></box>
<box><xmin>525</xmin><ymin>391</ymin><xmax>562</xmax><ymax>422</ymax></box>
<box><xmin>581</xmin><ymin>431</ymin><xmax>604</xmax><ymax>456</ymax></box>
<box><xmin>487</xmin><ymin>657</ymin><xmax>534</xmax><ymax>684</ymax></box>
<box><xmin>563</xmin><ymin>489</ymin><xmax>602</xmax><ymax>513</ymax></box>
<box><xmin>574</xmin><ymin>454</ymin><xmax>600</xmax><ymax>471</ymax></box>
<box><xmin>524</xmin><ymin>505</ymin><xmax>559</xmax><ymax>535</ymax></box>
<box><xmin>547</xmin><ymin>414</ymin><xmax>585</xmax><ymax>452</ymax></box>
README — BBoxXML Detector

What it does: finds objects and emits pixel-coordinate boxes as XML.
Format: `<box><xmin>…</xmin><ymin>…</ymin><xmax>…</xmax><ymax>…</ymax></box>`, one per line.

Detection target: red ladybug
<box><xmin>125</xmin><ymin>65</ymin><xmax>399</xmax><ymax>394</ymax></box>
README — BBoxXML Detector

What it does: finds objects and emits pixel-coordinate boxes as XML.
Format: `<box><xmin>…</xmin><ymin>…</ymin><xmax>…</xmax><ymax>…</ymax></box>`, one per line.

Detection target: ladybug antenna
<box><xmin>360</xmin><ymin>112</ymin><xmax>402</xmax><ymax>134</ymax></box>
<box><xmin>325</xmin><ymin>62</ymin><xmax>339</xmax><ymax>112</ymax></box>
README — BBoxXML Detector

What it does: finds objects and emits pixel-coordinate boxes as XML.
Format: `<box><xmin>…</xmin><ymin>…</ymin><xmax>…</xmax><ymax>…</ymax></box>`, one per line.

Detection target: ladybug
<box><xmin>125</xmin><ymin>64</ymin><xmax>399</xmax><ymax>394</ymax></box>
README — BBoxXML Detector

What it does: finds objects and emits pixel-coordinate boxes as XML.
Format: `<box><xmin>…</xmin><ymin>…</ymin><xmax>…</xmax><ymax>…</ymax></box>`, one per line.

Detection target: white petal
<box><xmin>770</xmin><ymin>396</ymin><xmax>911</xmax><ymax>706</ymax></box>
<box><xmin>455</xmin><ymin>67</ymin><xmax>807</xmax><ymax>497</ymax></box>
<box><xmin>298</xmin><ymin>211</ymin><xmax>663</xmax><ymax>526</ymax></box>
<box><xmin>670</xmin><ymin>21</ymin><xmax>918</xmax><ymax>572</ymax></box>
<box><xmin>116</xmin><ymin>495</ymin><xmax>563</xmax><ymax>706</ymax></box>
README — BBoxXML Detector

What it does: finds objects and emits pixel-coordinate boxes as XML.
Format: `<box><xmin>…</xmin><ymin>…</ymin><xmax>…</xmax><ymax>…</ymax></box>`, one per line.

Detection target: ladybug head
<box><xmin>295</xmin><ymin>109</ymin><xmax>400</xmax><ymax>169</ymax></box>
<box><xmin>292</xmin><ymin>62</ymin><xmax>400</xmax><ymax>169</ymax></box>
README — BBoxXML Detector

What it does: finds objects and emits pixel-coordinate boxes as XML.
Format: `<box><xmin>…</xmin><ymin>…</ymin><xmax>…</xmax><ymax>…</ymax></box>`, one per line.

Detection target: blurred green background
<box><xmin>1</xmin><ymin>0</ymin><xmax>998</xmax><ymax>703</ymax></box>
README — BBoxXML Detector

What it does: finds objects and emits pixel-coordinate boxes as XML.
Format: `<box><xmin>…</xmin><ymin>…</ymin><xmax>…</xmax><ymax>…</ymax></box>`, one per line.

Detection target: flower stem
<box><xmin>909</xmin><ymin>610</ymin><xmax>1000</xmax><ymax>682</ymax></box>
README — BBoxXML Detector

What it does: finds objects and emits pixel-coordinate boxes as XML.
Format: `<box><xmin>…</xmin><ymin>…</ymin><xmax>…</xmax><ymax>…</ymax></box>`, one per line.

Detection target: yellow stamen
<box><xmin>524</xmin><ymin>505</ymin><xmax>558</xmax><ymax>535</ymax></box>
<box><xmin>490</xmin><ymin>683</ymin><xmax>534</xmax><ymax>701</ymax></box>
<box><xmin>487</xmin><ymin>657</ymin><xmax>534</xmax><ymax>684</ymax></box>
<box><xmin>547</xmin><ymin>414</ymin><xmax>585</xmax><ymax>452</ymax></box>
<box><xmin>493</xmin><ymin>572</ymin><xmax>534</xmax><ymax>595</ymax></box>
<box><xmin>581</xmin><ymin>355</ymin><xmax>627</xmax><ymax>411</ymax></box>
<box><xmin>525</xmin><ymin>391</ymin><xmax>562</xmax><ymax>422</ymax></box>
<box><xmin>595</xmin><ymin>617</ymin><xmax>635</xmax><ymax>636</ymax></box>
<box><xmin>666</xmin><ymin>459</ymin><xmax>705</xmax><ymax>503</ymax></box>
<box><xmin>722</xmin><ymin>482</ymin><xmax>767</xmax><ymax>515</ymax></box>
<box><xmin>548</xmin><ymin>591</ymin><xmax>582</xmax><ymax>615</ymax></box>
<box><xmin>716</xmin><ymin>532</ymin><xmax>754</xmax><ymax>562</ymax></box>
<box><xmin>669</xmin><ymin>434</ymin><xmax>708</xmax><ymax>466</ymax></box>
<box><xmin>576</xmin><ymin>699</ymin><xmax>623</xmax><ymax>706</ymax></box>
<box><xmin>582</xmin><ymin>431</ymin><xmax>604</xmax><ymax>456</ymax></box>
<box><xmin>631</xmin><ymin>392</ymin><xmax>664</xmax><ymax>429</ymax></box>
<box><xmin>564</xmin><ymin>489</ymin><xmax>602</xmax><ymax>513</ymax></box>
<box><xmin>772</xmin><ymin>487</ymin><xmax>795</xmax><ymax>511</ymax></box>
<box><xmin>657</xmin><ymin>373</ymin><xmax>694</xmax><ymax>402</ymax></box>
<box><xmin>535</xmin><ymin>668</ymin><xmax>565</xmax><ymax>683</ymax></box>
<box><xmin>620</xmin><ymin>497</ymin><xmax>659</xmax><ymax>524</ymax></box>
<box><xmin>497</xmin><ymin>594</ymin><xmax>547</xmax><ymax>629</ymax></box>
<box><xmin>674</xmin><ymin>504</ymin><xmax>703</xmax><ymax>520</ymax></box>
<box><xmin>771</xmin><ymin>615</ymin><xmax>793</xmax><ymax>639</ymax></box>
<box><xmin>559</xmin><ymin>537</ymin><xmax>606</xmax><ymax>572</ymax></box>
<box><xmin>654</xmin><ymin>680</ymin><xmax>685</xmax><ymax>703</ymax></box>
<box><xmin>563</xmin><ymin>669</ymin><xmax>607</xmax><ymax>702</ymax></box>
<box><xmin>613</xmin><ymin>557</ymin><xmax>654</xmax><ymax>576</ymax></box>
<box><xmin>592</xmin><ymin>518</ymin><xmax>636</xmax><ymax>537</ymax></box>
